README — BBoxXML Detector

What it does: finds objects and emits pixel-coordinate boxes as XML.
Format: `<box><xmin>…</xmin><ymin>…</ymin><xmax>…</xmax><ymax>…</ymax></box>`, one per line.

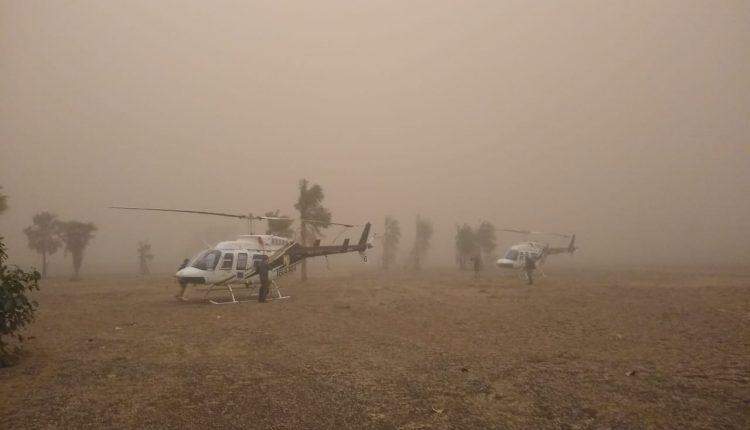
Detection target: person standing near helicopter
<box><xmin>523</xmin><ymin>254</ymin><xmax>536</xmax><ymax>285</ymax></box>
<box><xmin>256</xmin><ymin>255</ymin><xmax>271</xmax><ymax>302</ymax></box>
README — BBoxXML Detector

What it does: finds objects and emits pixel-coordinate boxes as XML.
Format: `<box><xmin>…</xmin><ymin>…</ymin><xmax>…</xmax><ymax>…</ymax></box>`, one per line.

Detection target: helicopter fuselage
<box><xmin>495</xmin><ymin>242</ymin><xmax>546</xmax><ymax>269</ymax></box>
<box><xmin>176</xmin><ymin>234</ymin><xmax>293</xmax><ymax>286</ymax></box>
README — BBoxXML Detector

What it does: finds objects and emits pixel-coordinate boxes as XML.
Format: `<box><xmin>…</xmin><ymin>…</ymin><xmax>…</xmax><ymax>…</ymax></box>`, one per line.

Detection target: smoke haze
<box><xmin>1</xmin><ymin>1</ymin><xmax>749</xmax><ymax>274</ymax></box>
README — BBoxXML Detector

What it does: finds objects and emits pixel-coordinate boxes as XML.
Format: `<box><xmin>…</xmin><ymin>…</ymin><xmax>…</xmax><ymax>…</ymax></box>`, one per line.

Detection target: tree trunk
<box><xmin>139</xmin><ymin>257</ymin><xmax>148</xmax><ymax>276</ymax></box>
<box><xmin>41</xmin><ymin>251</ymin><xmax>47</xmax><ymax>279</ymax></box>
<box><xmin>72</xmin><ymin>251</ymin><xmax>82</xmax><ymax>280</ymax></box>
<box><xmin>300</xmin><ymin>221</ymin><xmax>308</xmax><ymax>282</ymax></box>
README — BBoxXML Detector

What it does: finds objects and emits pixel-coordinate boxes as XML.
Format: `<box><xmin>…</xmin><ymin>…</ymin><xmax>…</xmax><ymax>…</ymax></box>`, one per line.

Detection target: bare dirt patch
<box><xmin>1</xmin><ymin>267</ymin><xmax>748</xmax><ymax>429</ymax></box>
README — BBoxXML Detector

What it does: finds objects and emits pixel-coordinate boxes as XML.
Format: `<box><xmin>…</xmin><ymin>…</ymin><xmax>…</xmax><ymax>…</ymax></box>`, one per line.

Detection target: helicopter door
<box><xmin>236</xmin><ymin>253</ymin><xmax>248</xmax><ymax>279</ymax></box>
<box><xmin>515</xmin><ymin>252</ymin><xmax>525</xmax><ymax>268</ymax></box>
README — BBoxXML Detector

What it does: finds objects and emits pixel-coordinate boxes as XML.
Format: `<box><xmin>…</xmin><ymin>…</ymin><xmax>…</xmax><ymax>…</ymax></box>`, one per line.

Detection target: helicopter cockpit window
<box><xmin>504</xmin><ymin>249</ymin><xmax>519</xmax><ymax>261</ymax></box>
<box><xmin>192</xmin><ymin>250</ymin><xmax>222</xmax><ymax>271</ymax></box>
<box><xmin>220</xmin><ymin>252</ymin><xmax>234</xmax><ymax>270</ymax></box>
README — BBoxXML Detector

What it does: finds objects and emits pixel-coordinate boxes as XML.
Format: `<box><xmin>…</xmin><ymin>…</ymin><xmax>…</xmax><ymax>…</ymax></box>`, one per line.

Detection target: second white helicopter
<box><xmin>495</xmin><ymin>228</ymin><xmax>577</xmax><ymax>283</ymax></box>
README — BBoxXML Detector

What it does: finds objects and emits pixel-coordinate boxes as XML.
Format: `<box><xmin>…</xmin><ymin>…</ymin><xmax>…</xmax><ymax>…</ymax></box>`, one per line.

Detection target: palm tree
<box><xmin>454</xmin><ymin>223</ymin><xmax>477</xmax><ymax>270</ymax></box>
<box><xmin>0</xmin><ymin>186</ymin><xmax>7</xmax><ymax>215</ymax></box>
<box><xmin>137</xmin><ymin>241</ymin><xmax>154</xmax><ymax>275</ymax></box>
<box><xmin>382</xmin><ymin>216</ymin><xmax>401</xmax><ymax>270</ymax></box>
<box><xmin>294</xmin><ymin>179</ymin><xmax>331</xmax><ymax>281</ymax></box>
<box><xmin>57</xmin><ymin>221</ymin><xmax>97</xmax><ymax>280</ymax></box>
<box><xmin>475</xmin><ymin>221</ymin><xmax>497</xmax><ymax>262</ymax></box>
<box><xmin>264</xmin><ymin>210</ymin><xmax>294</xmax><ymax>238</ymax></box>
<box><xmin>23</xmin><ymin>212</ymin><xmax>62</xmax><ymax>278</ymax></box>
<box><xmin>410</xmin><ymin>215</ymin><xmax>434</xmax><ymax>270</ymax></box>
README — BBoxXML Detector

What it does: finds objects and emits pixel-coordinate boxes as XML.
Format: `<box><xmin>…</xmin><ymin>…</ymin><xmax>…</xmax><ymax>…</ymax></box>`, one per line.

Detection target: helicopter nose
<box><xmin>496</xmin><ymin>258</ymin><xmax>515</xmax><ymax>269</ymax></box>
<box><xmin>175</xmin><ymin>267</ymin><xmax>206</xmax><ymax>284</ymax></box>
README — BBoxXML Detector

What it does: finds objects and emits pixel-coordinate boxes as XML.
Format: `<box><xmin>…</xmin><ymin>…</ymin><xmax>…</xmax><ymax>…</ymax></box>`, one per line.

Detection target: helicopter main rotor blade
<box><xmin>110</xmin><ymin>206</ymin><xmax>251</xmax><ymax>219</ymax></box>
<box><xmin>300</xmin><ymin>218</ymin><xmax>357</xmax><ymax>228</ymax></box>
<box><xmin>499</xmin><ymin>228</ymin><xmax>571</xmax><ymax>238</ymax></box>
<box><xmin>111</xmin><ymin>206</ymin><xmax>356</xmax><ymax>227</ymax></box>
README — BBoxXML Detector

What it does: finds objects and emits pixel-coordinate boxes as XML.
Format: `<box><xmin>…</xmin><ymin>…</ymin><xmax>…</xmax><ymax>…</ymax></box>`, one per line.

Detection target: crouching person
<box><xmin>175</xmin><ymin>258</ymin><xmax>190</xmax><ymax>300</ymax></box>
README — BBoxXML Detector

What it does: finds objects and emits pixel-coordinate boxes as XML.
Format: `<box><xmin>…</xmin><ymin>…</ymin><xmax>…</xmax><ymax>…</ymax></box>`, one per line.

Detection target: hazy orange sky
<box><xmin>1</xmin><ymin>1</ymin><xmax>748</xmax><ymax>274</ymax></box>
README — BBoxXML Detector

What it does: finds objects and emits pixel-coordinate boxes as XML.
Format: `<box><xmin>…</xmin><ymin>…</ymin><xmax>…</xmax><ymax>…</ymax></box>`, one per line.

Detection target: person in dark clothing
<box><xmin>256</xmin><ymin>255</ymin><xmax>271</xmax><ymax>303</ymax></box>
<box><xmin>523</xmin><ymin>255</ymin><xmax>536</xmax><ymax>285</ymax></box>
<box><xmin>176</xmin><ymin>258</ymin><xmax>190</xmax><ymax>300</ymax></box>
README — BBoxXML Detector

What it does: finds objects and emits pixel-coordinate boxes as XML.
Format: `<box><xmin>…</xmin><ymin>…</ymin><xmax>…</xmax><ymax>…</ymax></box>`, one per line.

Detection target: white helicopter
<box><xmin>111</xmin><ymin>206</ymin><xmax>372</xmax><ymax>304</ymax></box>
<box><xmin>495</xmin><ymin>228</ymin><xmax>577</xmax><ymax>283</ymax></box>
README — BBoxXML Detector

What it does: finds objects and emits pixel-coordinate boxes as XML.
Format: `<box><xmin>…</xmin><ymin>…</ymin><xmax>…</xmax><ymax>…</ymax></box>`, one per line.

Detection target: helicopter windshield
<box><xmin>191</xmin><ymin>250</ymin><xmax>222</xmax><ymax>271</ymax></box>
<box><xmin>504</xmin><ymin>249</ymin><xmax>519</xmax><ymax>261</ymax></box>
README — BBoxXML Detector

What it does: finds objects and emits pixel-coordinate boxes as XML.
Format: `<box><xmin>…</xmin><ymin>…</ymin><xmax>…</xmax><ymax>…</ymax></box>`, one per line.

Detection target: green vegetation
<box><xmin>410</xmin><ymin>215</ymin><xmax>433</xmax><ymax>270</ymax></box>
<box><xmin>294</xmin><ymin>179</ymin><xmax>331</xmax><ymax>281</ymax></box>
<box><xmin>137</xmin><ymin>241</ymin><xmax>154</xmax><ymax>275</ymax></box>
<box><xmin>382</xmin><ymin>216</ymin><xmax>401</xmax><ymax>270</ymax></box>
<box><xmin>265</xmin><ymin>210</ymin><xmax>295</xmax><ymax>238</ymax></box>
<box><xmin>455</xmin><ymin>223</ymin><xmax>477</xmax><ymax>270</ymax></box>
<box><xmin>475</xmin><ymin>221</ymin><xmax>497</xmax><ymax>261</ymax></box>
<box><xmin>57</xmin><ymin>221</ymin><xmax>97</xmax><ymax>280</ymax></box>
<box><xmin>0</xmin><ymin>186</ymin><xmax>7</xmax><ymax>215</ymax></box>
<box><xmin>0</xmin><ymin>237</ymin><xmax>40</xmax><ymax>366</ymax></box>
<box><xmin>455</xmin><ymin>221</ymin><xmax>497</xmax><ymax>269</ymax></box>
<box><xmin>23</xmin><ymin>212</ymin><xmax>62</xmax><ymax>278</ymax></box>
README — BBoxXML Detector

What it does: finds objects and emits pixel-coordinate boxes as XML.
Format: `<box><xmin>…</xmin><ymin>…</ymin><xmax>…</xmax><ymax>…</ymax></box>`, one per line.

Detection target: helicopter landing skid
<box><xmin>270</xmin><ymin>281</ymin><xmax>290</xmax><ymax>300</ymax></box>
<box><xmin>205</xmin><ymin>283</ymin><xmax>255</xmax><ymax>305</ymax></box>
<box><xmin>205</xmin><ymin>281</ymin><xmax>289</xmax><ymax>304</ymax></box>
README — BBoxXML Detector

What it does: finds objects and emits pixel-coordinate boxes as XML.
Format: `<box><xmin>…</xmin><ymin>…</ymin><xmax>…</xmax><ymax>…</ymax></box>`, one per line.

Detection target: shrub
<box><xmin>0</xmin><ymin>237</ymin><xmax>40</xmax><ymax>366</ymax></box>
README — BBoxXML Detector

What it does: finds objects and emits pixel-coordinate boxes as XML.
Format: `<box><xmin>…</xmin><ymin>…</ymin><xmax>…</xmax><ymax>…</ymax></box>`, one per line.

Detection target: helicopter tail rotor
<box><xmin>567</xmin><ymin>234</ymin><xmax>577</xmax><ymax>254</ymax></box>
<box><xmin>358</xmin><ymin>222</ymin><xmax>372</xmax><ymax>247</ymax></box>
<box><xmin>357</xmin><ymin>222</ymin><xmax>373</xmax><ymax>262</ymax></box>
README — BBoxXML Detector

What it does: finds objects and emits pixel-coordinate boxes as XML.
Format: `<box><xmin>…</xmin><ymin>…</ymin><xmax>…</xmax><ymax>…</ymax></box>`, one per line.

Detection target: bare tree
<box><xmin>410</xmin><ymin>215</ymin><xmax>433</xmax><ymax>270</ymax></box>
<box><xmin>454</xmin><ymin>223</ymin><xmax>477</xmax><ymax>270</ymax></box>
<box><xmin>23</xmin><ymin>212</ymin><xmax>62</xmax><ymax>278</ymax></box>
<box><xmin>57</xmin><ymin>221</ymin><xmax>97</xmax><ymax>280</ymax></box>
<box><xmin>265</xmin><ymin>210</ymin><xmax>295</xmax><ymax>238</ymax></box>
<box><xmin>382</xmin><ymin>216</ymin><xmax>401</xmax><ymax>270</ymax></box>
<box><xmin>137</xmin><ymin>241</ymin><xmax>154</xmax><ymax>275</ymax></box>
<box><xmin>294</xmin><ymin>179</ymin><xmax>331</xmax><ymax>281</ymax></box>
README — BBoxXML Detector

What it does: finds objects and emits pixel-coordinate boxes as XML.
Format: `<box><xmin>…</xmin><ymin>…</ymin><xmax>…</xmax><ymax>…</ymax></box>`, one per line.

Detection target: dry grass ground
<box><xmin>1</xmin><ymin>266</ymin><xmax>749</xmax><ymax>429</ymax></box>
